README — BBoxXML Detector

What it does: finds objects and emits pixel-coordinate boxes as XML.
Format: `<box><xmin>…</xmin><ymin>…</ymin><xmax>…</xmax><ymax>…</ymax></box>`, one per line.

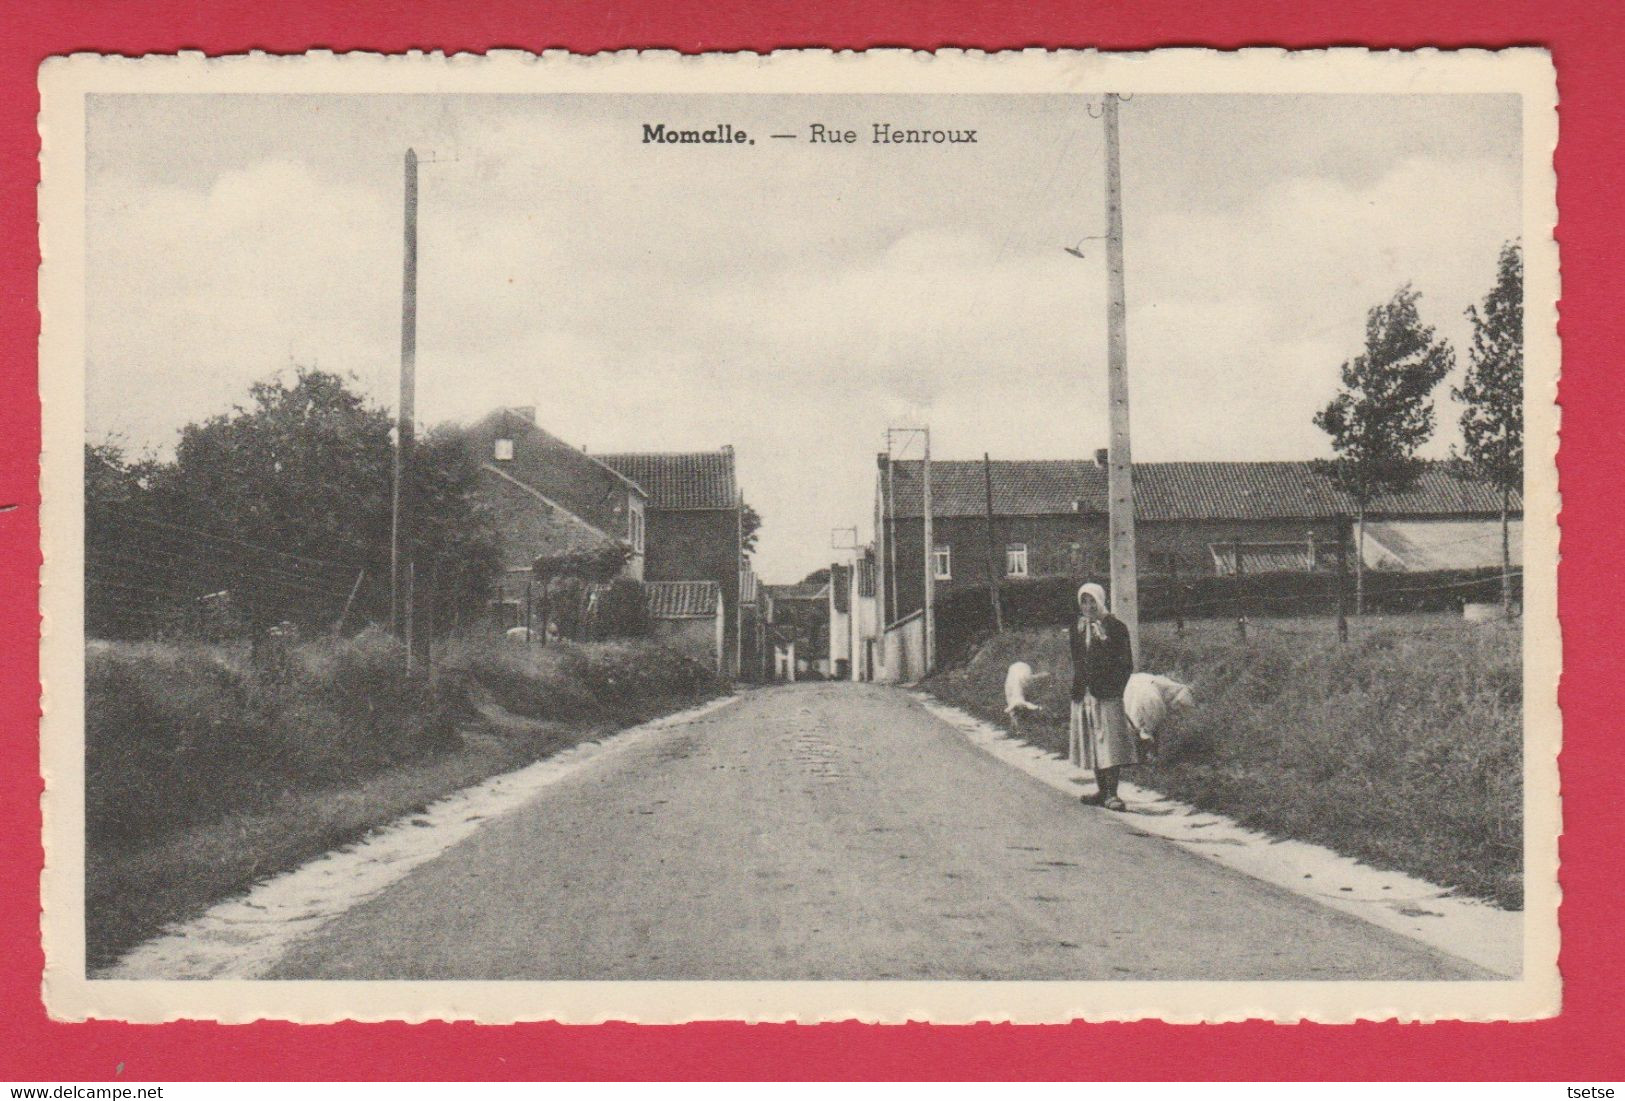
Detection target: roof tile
<box><xmin>596</xmin><ymin>450</ymin><xmax>738</xmax><ymax>510</ymax></box>
<box><xmin>642</xmin><ymin>579</ymin><xmax>721</xmax><ymax>618</ymax></box>
<box><xmin>886</xmin><ymin>459</ymin><xmax>1519</xmax><ymax>521</ymax></box>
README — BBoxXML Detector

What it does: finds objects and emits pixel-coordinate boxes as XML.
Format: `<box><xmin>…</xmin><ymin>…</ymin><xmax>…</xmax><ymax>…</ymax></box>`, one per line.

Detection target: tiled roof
<box><xmin>886</xmin><ymin>459</ymin><xmax>1519</xmax><ymax>521</ymax></box>
<box><xmin>643</xmin><ymin>579</ymin><xmax>721</xmax><ymax>619</ymax></box>
<box><xmin>596</xmin><ymin>450</ymin><xmax>738</xmax><ymax>510</ymax></box>
<box><xmin>1364</xmin><ymin>519</ymin><xmax>1525</xmax><ymax>572</ymax></box>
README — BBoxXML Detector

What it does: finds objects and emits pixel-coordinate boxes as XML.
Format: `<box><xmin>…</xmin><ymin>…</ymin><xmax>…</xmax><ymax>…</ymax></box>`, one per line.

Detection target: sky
<box><xmin>85</xmin><ymin>92</ymin><xmax>1522</xmax><ymax>582</ymax></box>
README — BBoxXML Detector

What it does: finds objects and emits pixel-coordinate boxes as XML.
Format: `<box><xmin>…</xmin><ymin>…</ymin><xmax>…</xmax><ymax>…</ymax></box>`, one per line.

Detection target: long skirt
<box><xmin>1069</xmin><ymin>695</ymin><xmax>1142</xmax><ymax>771</ymax></box>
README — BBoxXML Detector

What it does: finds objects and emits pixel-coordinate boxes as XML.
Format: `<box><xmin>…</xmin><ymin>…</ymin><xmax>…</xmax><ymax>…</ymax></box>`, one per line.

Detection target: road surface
<box><xmin>271</xmin><ymin>683</ymin><xmax>1486</xmax><ymax>980</ymax></box>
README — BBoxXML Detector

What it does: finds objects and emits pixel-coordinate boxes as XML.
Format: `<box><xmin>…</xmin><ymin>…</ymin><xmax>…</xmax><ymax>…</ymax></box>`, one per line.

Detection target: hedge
<box><xmin>935</xmin><ymin>568</ymin><xmax>1521</xmax><ymax>665</ymax></box>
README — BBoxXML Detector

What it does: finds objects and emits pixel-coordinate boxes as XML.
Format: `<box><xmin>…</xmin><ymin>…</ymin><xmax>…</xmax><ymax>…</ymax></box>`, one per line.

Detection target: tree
<box><xmin>85</xmin><ymin>441</ymin><xmax>175</xmax><ymax>637</ymax></box>
<box><xmin>1453</xmin><ymin>241</ymin><xmax>1523</xmax><ymax>616</ymax></box>
<box><xmin>1313</xmin><ymin>285</ymin><xmax>1455</xmax><ymax>613</ymax></box>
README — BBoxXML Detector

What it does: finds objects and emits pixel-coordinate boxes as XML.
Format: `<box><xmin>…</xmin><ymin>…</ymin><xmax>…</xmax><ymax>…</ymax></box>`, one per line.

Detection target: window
<box><xmin>628</xmin><ymin>507</ymin><xmax>645</xmax><ymax>554</ymax></box>
<box><xmin>1005</xmin><ymin>543</ymin><xmax>1029</xmax><ymax>577</ymax></box>
<box><xmin>932</xmin><ymin>544</ymin><xmax>952</xmax><ymax>581</ymax></box>
<box><xmin>493</xmin><ymin>437</ymin><xmax>514</xmax><ymax>462</ymax></box>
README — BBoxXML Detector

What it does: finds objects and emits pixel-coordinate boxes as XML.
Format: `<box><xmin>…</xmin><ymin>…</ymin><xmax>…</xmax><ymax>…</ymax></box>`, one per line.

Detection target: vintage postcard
<box><xmin>38</xmin><ymin>48</ymin><xmax>1559</xmax><ymax>1024</ymax></box>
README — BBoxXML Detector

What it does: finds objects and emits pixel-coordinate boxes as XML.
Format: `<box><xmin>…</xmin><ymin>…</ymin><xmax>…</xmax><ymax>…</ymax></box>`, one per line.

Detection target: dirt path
<box><xmin>271</xmin><ymin>683</ymin><xmax>1487</xmax><ymax>980</ymax></box>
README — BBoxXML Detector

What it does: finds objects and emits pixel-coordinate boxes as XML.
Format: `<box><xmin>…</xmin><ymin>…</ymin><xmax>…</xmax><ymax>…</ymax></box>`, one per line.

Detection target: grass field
<box><xmin>925</xmin><ymin>613</ymin><xmax>1524</xmax><ymax>909</ymax></box>
<box><xmin>85</xmin><ymin>630</ymin><xmax>727</xmax><ymax>970</ymax></box>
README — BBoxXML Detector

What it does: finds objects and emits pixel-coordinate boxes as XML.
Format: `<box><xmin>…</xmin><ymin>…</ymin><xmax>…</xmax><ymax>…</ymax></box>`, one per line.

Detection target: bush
<box><xmin>588</xmin><ymin>578</ymin><xmax>650</xmax><ymax>640</ymax></box>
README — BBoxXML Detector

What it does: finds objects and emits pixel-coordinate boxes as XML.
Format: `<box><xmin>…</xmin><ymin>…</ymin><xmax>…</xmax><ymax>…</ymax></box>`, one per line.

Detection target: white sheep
<box><xmin>1123</xmin><ymin>672</ymin><xmax>1195</xmax><ymax>756</ymax></box>
<box><xmin>1003</xmin><ymin>661</ymin><xmax>1050</xmax><ymax>731</ymax></box>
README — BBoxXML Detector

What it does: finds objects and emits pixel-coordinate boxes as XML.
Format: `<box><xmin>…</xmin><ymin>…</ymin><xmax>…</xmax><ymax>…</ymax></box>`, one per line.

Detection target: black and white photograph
<box><xmin>39</xmin><ymin>49</ymin><xmax>1559</xmax><ymax>1023</ymax></box>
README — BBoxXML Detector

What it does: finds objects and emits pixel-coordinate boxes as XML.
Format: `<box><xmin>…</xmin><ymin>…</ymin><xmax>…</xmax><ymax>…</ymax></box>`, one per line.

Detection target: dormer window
<box><xmin>494</xmin><ymin>438</ymin><xmax>514</xmax><ymax>462</ymax></box>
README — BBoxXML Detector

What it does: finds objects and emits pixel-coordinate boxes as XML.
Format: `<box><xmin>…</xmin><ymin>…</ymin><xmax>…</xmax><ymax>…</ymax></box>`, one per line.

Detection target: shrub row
<box><xmin>86</xmin><ymin>629</ymin><xmax>727</xmax><ymax>853</ymax></box>
<box><xmin>935</xmin><ymin>569</ymin><xmax>1520</xmax><ymax>665</ymax></box>
<box><xmin>86</xmin><ymin>628</ymin><xmax>460</xmax><ymax>850</ymax></box>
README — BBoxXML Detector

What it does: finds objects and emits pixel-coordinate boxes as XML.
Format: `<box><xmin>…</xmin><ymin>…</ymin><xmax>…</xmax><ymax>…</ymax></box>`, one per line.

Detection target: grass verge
<box><xmin>924</xmin><ymin>615</ymin><xmax>1522</xmax><ymax>909</ymax></box>
<box><xmin>86</xmin><ymin>630</ymin><xmax>726</xmax><ymax>970</ymax></box>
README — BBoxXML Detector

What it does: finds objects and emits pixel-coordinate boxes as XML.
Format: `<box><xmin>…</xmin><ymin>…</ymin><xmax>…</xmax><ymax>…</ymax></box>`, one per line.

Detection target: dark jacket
<box><xmin>1069</xmin><ymin>614</ymin><xmax>1134</xmax><ymax>702</ymax></box>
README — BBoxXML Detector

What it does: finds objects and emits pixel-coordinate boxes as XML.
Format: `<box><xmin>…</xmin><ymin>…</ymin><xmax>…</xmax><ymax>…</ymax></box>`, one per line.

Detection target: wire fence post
<box><xmin>1337</xmin><ymin>516</ymin><xmax>1351</xmax><ymax>643</ymax></box>
<box><xmin>402</xmin><ymin>561</ymin><xmax>417</xmax><ymax>671</ymax></box>
<box><xmin>421</xmin><ymin>559</ymin><xmax>439</xmax><ymax>673</ymax></box>
<box><xmin>333</xmin><ymin>568</ymin><xmax>366</xmax><ymax>637</ymax></box>
<box><xmin>1172</xmin><ymin>554</ymin><xmax>1185</xmax><ymax>636</ymax></box>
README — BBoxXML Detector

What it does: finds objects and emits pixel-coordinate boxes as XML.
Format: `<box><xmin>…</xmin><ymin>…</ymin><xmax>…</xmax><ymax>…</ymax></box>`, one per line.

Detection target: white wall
<box><xmin>878</xmin><ymin>612</ymin><xmax>925</xmax><ymax>684</ymax></box>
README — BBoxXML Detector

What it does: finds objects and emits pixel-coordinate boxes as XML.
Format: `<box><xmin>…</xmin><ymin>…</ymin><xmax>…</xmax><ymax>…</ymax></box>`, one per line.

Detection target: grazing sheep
<box><xmin>1123</xmin><ymin>672</ymin><xmax>1195</xmax><ymax>755</ymax></box>
<box><xmin>1003</xmin><ymin>661</ymin><xmax>1050</xmax><ymax>731</ymax></box>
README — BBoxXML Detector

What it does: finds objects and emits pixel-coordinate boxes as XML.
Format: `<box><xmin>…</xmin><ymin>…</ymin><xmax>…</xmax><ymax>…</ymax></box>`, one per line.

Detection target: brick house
<box><xmin>874</xmin><ymin>455</ymin><xmax>1521</xmax><ymax>624</ymax></box>
<box><xmin>596</xmin><ymin>448</ymin><xmax>747</xmax><ymax>677</ymax></box>
<box><xmin>463</xmin><ymin>407</ymin><xmax>646</xmax><ymax>628</ymax></box>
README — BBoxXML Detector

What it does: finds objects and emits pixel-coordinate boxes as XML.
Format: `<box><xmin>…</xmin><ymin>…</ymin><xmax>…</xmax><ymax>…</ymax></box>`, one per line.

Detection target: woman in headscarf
<box><xmin>1068</xmin><ymin>582</ymin><xmax>1139</xmax><ymax>811</ymax></box>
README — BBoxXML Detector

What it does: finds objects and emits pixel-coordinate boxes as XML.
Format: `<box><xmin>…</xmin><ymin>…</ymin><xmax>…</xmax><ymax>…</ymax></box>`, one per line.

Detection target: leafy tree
<box><xmin>1313</xmin><ymin>285</ymin><xmax>1455</xmax><ymax>613</ymax></box>
<box><xmin>1453</xmin><ymin>241</ymin><xmax>1523</xmax><ymax>615</ymax></box>
<box><xmin>88</xmin><ymin>368</ymin><xmax>498</xmax><ymax>636</ymax></box>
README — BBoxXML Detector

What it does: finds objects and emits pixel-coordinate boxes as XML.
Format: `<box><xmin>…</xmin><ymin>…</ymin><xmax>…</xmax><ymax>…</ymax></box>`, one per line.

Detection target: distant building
<box><xmin>461</xmin><ymin>410</ymin><xmax>758</xmax><ymax>676</ymax></box>
<box><xmin>763</xmin><ymin>580</ymin><xmax>830</xmax><ymax>681</ymax></box>
<box><xmin>871</xmin><ymin>456</ymin><xmax>1521</xmax><ymax>672</ymax></box>
<box><xmin>829</xmin><ymin>550</ymin><xmax>879</xmax><ymax>681</ymax></box>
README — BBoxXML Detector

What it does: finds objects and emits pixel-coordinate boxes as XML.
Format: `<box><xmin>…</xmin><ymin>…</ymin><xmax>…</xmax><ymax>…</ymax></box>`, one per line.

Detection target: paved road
<box><xmin>271</xmin><ymin>683</ymin><xmax>1486</xmax><ymax>980</ymax></box>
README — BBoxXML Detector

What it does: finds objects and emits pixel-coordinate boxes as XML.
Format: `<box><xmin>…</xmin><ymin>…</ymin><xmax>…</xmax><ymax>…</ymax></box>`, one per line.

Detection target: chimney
<box><xmin>877</xmin><ymin>452</ymin><xmax>890</xmax><ymax>471</ymax></box>
<box><xmin>1094</xmin><ymin>448</ymin><xmax>1109</xmax><ymax>468</ymax></box>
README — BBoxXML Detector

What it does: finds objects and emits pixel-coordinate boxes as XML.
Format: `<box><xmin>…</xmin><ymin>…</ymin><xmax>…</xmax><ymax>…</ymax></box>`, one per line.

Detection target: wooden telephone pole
<box><xmin>983</xmin><ymin>452</ymin><xmax>1003</xmax><ymax>633</ymax></box>
<box><xmin>1103</xmin><ymin>94</ymin><xmax>1140</xmax><ymax>656</ymax></box>
<box><xmin>922</xmin><ymin>426</ymin><xmax>935</xmax><ymax>674</ymax></box>
<box><xmin>390</xmin><ymin>149</ymin><xmax>418</xmax><ymax>649</ymax></box>
<box><xmin>886</xmin><ymin>426</ymin><xmax>935</xmax><ymax>677</ymax></box>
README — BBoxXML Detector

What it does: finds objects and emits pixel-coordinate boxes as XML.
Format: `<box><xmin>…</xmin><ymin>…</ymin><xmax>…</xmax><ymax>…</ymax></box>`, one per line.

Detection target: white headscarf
<box><xmin>1077</xmin><ymin>582</ymin><xmax>1108</xmax><ymax>614</ymax></box>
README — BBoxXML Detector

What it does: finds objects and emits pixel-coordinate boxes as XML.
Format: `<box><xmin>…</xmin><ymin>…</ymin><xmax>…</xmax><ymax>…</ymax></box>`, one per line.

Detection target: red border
<box><xmin>3</xmin><ymin>0</ymin><xmax>1621</xmax><ymax>1082</ymax></box>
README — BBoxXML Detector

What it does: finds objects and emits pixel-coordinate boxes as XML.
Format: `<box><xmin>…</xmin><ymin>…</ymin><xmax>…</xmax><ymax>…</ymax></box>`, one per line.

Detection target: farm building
<box><xmin>874</xmin><ymin>455</ymin><xmax>1520</xmax><ymax>628</ymax></box>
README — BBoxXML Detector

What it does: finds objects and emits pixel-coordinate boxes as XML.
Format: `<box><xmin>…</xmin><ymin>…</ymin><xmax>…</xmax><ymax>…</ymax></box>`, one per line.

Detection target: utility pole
<box><xmin>983</xmin><ymin>452</ymin><xmax>1003</xmax><ymax>633</ymax></box>
<box><xmin>1102</xmin><ymin>93</ymin><xmax>1140</xmax><ymax>658</ymax></box>
<box><xmin>886</xmin><ymin>426</ymin><xmax>934</xmax><ymax>676</ymax></box>
<box><xmin>390</xmin><ymin>148</ymin><xmax>418</xmax><ymax>649</ymax></box>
